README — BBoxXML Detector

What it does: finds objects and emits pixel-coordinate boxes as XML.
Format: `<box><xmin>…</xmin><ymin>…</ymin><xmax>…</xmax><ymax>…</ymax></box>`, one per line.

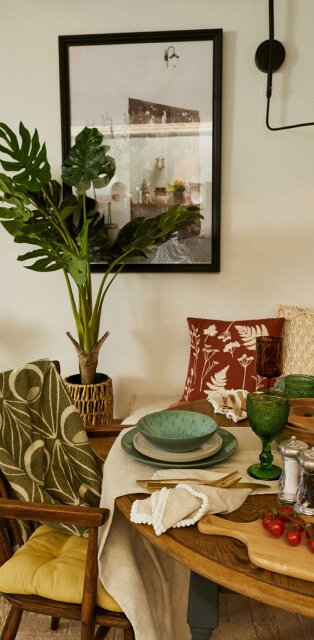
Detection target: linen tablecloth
<box><xmin>97</xmin><ymin>426</ymin><xmax>280</xmax><ymax>640</ymax></box>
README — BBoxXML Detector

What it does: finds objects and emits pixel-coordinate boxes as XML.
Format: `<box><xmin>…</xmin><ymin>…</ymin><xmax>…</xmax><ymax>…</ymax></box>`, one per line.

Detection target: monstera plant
<box><xmin>0</xmin><ymin>122</ymin><xmax>201</xmax><ymax>387</ymax></box>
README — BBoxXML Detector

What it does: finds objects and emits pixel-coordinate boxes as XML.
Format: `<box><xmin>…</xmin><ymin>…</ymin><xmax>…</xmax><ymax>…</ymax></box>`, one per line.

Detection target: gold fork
<box><xmin>137</xmin><ymin>470</ymin><xmax>241</xmax><ymax>491</ymax></box>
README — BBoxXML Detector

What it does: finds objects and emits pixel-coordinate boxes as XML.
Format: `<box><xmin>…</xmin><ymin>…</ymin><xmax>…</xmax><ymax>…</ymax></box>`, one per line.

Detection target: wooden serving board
<box><xmin>197</xmin><ymin>514</ymin><xmax>314</xmax><ymax>582</ymax></box>
<box><xmin>288</xmin><ymin>398</ymin><xmax>314</xmax><ymax>431</ymax></box>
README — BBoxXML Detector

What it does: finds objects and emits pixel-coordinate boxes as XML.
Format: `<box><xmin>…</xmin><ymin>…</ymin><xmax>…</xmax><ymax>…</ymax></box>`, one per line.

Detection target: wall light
<box><xmin>256</xmin><ymin>0</ymin><xmax>314</xmax><ymax>130</ymax></box>
<box><xmin>164</xmin><ymin>45</ymin><xmax>180</xmax><ymax>68</ymax></box>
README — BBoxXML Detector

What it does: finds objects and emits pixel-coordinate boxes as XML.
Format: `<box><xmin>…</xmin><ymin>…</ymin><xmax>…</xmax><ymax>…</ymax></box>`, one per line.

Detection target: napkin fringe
<box><xmin>130</xmin><ymin>500</ymin><xmax>154</xmax><ymax>527</ymax></box>
<box><xmin>130</xmin><ymin>484</ymin><xmax>209</xmax><ymax>536</ymax></box>
<box><xmin>174</xmin><ymin>483</ymin><xmax>209</xmax><ymax>529</ymax></box>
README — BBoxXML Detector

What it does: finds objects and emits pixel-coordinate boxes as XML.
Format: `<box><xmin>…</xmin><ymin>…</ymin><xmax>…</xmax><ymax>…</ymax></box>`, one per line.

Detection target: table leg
<box><xmin>187</xmin><ymin>571</ymin><xmax>219</xmax><ymax>640</ymax></box>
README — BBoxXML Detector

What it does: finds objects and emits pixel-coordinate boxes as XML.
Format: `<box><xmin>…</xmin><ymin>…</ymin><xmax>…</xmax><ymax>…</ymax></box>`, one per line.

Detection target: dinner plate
<box><xmin>133</xmin><ymin>431</ymin><xmax>223</xmax><ymax>462</ymax></box>
<box><xmin>121</xmin><ymin>427</ymin><xmax>238</xmax><ymax>468</ymax></box>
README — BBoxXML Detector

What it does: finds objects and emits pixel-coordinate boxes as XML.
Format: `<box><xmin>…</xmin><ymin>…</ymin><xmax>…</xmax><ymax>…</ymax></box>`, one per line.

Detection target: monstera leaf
<box><xmin>0</xmin><ymin>122</ymin><xmax>51</xmax><ymax>191</ymax></box>
<box><xmin>0</xmin><ymin>173</ymin><xmax>87</xmax><ymax>285</ymax></box>
<box><xmin>87</xmin><ymin>216</ymin><xmax>110</xmax><ymax>262</ymax></box>
<box><xmin>15</xmin><ymin>234</ymin><xmax>88</xmax><ymax>285</ymax></box>
<box><xmin>108</xmin><ymin>205</ymin><xmax>202</xmax><ymax>261</ymax></box>
<box><xmin>62</xmin><ymin>127</ymin><xmax>115</xmax><ymax>190</ymax></box>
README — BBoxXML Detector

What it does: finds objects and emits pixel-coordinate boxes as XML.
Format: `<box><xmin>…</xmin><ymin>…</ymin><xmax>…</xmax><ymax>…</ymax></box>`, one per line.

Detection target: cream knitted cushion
<box><xmin>275</xmin><ymin>304</ymin><xmax>314</xmax><ymax>375</ymax></box>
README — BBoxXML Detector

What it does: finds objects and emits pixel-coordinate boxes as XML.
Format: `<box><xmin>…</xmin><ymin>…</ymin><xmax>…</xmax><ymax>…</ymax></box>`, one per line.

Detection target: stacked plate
<box><xmin>121</xmin><ymin>410</ymin><xmax>238</xmax><ymax>468</ymax></box>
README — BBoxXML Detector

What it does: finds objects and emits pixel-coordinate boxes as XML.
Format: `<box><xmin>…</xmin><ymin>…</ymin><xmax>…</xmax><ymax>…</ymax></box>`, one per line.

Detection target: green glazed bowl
<box><xmin>137</xmin><ymin>410</ymin><xmax>218</xmax><ymax>452</ymax></box>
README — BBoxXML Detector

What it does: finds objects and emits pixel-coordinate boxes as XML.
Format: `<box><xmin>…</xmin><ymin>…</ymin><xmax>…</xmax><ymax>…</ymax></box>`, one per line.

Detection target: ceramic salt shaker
<box><xmin>278</xmin><ymin>436</ymin><xmax>308</xmax><ymax>504</ymax></box>
<box><xmin>294</xmin><ymin>447</ymin><xmax>314</xmax><ymax>516</ymax></box>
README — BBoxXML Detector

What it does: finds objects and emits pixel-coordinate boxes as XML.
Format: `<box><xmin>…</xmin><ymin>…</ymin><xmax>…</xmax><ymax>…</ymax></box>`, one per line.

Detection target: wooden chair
<box><xmin>0</xmin><ymin>471</ymin><xmax>135</xmax><ymax>640</ymax></box>
<box><xmin>0</xmin><ymin>359</ymin><xmax>135</xmax><ymax>638</ymax></box>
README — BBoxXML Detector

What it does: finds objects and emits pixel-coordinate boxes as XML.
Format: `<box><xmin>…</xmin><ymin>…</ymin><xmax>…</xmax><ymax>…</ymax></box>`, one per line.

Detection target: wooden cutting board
<box><xmin>198</xmin><ymin>514</ymin><xmax>314</xmax><ymax>582</ymax></box>
<box><xmin>288</xmin><ymin>398</ymin><xmax>314</xmax><ymax>430</ymax></box>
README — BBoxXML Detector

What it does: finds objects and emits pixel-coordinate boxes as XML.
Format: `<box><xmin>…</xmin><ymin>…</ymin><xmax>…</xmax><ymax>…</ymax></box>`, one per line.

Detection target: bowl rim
<box><xmin>137</xmin><ymin>410</ymin><xmax>217</xmax><ymax>441</ymax></box>
<box><xmin>285</xmin><ymin>374</ymin><xmax>314</xmax><ymax>383</ymax></box>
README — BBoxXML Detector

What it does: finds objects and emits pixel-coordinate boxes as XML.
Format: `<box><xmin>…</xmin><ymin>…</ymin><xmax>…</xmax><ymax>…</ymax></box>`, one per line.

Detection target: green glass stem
<box><xmin>259</xmin><ymin>437</ymin><xmax>274</xmax><ymax>469</ymax></box>
<box><xmin>247</xmin><ymin>435</ymin><xmax>282</xmax><ymax>480</ymax></box>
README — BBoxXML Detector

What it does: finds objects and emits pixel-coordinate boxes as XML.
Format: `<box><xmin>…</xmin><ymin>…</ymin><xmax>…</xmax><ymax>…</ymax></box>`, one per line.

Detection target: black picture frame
<box><xmin>59</xmin><ymin>29</ymin><xmax>222</xmax><ymax>272</ymax></box>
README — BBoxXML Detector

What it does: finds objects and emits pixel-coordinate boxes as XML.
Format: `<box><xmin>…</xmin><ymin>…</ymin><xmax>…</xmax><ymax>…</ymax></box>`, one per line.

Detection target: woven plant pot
<box><xmin>64</xmin><ymin>373</ymin><xmax>113</xmax><ymax>427</ymax></box>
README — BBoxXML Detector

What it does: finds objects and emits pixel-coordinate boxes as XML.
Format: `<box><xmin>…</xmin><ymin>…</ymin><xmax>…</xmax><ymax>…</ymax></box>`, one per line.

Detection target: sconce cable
<box><xmin>257</xmin><ymin>0</ymin><xmax>314</xmax><ymax>130</ymax></box>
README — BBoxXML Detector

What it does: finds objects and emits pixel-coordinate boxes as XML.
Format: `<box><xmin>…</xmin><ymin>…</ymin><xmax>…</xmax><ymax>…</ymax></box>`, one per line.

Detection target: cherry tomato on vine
<box><xmin>267</xmin><ymin>519</ymin><xmax>285</xmax><ymax>537</ymax></box>
<box><xmin>262</xmin><ymin>511</ymin><xmax>274</xmax><ymax>529</ymax></box>
<box><xmin>278</xmin><ymin>505</ymin><xmax>294</xmax><ymax>522</ymax></box>
<box><xmin>304</xmin><ymin>525</ymin><xmax>314</xmax><ymax>539</ymax></box>
<box><xmin>285</xmin><ymin>530</ymin><xmax>302</xmax><ymax>546</ymax></box>
<box><xmin>291</xmin><ymin>515</ymin><xmax>306</xmax><ymax>533</ymax></box>
<box><xmin>307</xmin><ymin>539</ymin><xmax>314</xmax><ymax>553</ymax></box>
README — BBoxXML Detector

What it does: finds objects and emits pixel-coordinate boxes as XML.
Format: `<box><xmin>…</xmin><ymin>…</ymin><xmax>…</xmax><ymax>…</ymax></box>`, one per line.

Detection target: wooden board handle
<box><xmin>198</xmin><ymin>514</ymin><xmax>260</xmax><ymax>542</ymax></box>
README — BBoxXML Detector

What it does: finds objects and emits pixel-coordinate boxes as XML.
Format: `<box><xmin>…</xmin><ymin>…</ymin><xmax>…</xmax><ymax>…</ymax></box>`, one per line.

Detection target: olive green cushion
<box><xmin>0</xmin><ymin>525</ymin><xmax>122</xmax><ymax>612</ymax></box>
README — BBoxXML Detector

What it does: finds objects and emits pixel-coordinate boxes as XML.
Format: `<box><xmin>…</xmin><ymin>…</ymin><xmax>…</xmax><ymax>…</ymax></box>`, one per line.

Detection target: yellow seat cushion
<box><xmin>0</xmin><ymin>525</ymin><xmax>122</xmax><ymax>613</ymax></box>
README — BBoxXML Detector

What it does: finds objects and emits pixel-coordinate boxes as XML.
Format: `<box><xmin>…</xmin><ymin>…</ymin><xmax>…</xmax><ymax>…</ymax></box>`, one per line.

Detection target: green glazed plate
<box><xmin>121</xmin><ymin>427</ymin><xmax>238</xmax><ymax>468</ymax></box>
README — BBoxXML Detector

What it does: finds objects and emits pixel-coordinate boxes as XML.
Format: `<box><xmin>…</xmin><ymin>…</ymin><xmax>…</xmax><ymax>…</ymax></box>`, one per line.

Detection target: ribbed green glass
<box><xmin>284</xmin><ymin>374</ymin><xmax>314</xmax><ymax>399</ymax></box>
<box><xmin>246</xmin><ymin>390</ymin><xmax>290</xmax><ymax>480</ymax></box>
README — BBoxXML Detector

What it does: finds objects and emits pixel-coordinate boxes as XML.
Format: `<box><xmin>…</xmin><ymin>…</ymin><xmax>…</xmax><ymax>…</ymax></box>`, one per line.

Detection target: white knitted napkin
<box><xmin>205</xmin><ymin>389</ymin><xmax>248</xmax><ymax>422</ymax></box>
<box><xmin>130</xmin><ymin>469</ymin><xmax>253</xmax><ymax>536</ymax></box>
<box><xmin>131</xmin><ymin>483</ymin><xmax>210</xmax><ymax>535</ymax></box>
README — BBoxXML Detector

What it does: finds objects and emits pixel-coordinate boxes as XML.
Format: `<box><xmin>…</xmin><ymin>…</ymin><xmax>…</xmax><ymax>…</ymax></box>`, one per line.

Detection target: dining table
<box><xmin>90</xmin><ymin>399</ymin><xmax>314</xmax><ymax>640</ymax></box>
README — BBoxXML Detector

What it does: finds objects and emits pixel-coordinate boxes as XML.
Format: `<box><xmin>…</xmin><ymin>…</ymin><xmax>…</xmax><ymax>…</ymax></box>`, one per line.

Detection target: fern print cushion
<box><xmin>180</xmin><ymin>316</ymin><xmax>285</xmax><ymax>402</ymax></box>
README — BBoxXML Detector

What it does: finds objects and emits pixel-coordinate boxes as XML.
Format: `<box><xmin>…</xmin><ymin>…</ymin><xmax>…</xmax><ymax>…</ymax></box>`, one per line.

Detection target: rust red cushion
<box><xmin>180</xmin><ymin>316</ymin><xmax>285</xmax><ymax>402</ymax></box>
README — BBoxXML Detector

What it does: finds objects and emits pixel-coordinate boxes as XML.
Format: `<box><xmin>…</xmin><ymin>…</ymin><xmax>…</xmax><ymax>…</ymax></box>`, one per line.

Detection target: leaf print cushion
<box><xmin>180</xmin><ymin>316</ymin><xmax>285</xmax><ymax>402</ymax></box>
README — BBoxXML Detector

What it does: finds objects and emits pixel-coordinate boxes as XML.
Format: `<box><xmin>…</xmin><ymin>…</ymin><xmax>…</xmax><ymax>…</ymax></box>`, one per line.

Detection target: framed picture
<box><xmin>59</xmin><ymin>29</ymin><xmax>222</xmax><ymax>272</ymax></box>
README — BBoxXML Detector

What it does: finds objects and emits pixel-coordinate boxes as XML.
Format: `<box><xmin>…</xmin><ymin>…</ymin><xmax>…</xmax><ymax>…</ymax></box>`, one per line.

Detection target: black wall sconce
<box><xmin>256</xmin><ymin>0</ymin><xmax>314</xmax><ymax>130</ymax></box>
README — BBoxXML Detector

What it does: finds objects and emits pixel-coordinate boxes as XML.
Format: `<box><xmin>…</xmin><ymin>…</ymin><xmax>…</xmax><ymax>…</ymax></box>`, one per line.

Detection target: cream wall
<box><xmin>0</xmin><ymin>0</ymin><xmax>313</xmax><ymax>417</ymax></box>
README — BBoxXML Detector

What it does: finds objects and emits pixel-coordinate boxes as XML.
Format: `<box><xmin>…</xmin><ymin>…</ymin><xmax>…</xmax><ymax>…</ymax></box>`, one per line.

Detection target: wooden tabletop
<box><xmin>116</xmin><ymin>492</ymin><xmax>314</xmax><ymax>617</ymax></box>
<box><xmin>113</xmin><ymin>399</ymin><xmax>314</xmax><ymax>618</ymax></box>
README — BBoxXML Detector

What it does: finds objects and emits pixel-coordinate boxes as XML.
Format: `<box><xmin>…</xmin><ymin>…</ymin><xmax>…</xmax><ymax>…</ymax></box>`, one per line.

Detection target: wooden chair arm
<box><xmin>0</xmin><ymin>498</ymin><xmax>108</xmax><ymax>528</ymax></box>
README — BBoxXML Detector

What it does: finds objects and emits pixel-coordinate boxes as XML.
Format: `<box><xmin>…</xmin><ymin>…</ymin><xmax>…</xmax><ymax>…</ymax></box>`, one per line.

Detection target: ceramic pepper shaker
<box><xmin>278</xmin><ymin>436</ymin><xmax>308</xmax><ymax>504</ymax></box>
<box><xmin>294</xmin><ymin>447</ymin><xmax>314</xmax><ymax>517</ymax></box>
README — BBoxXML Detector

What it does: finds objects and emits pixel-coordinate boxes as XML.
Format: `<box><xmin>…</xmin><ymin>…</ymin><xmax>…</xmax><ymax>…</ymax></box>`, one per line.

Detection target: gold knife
<box><xmin>226</xmin><ymin>482</ymin><xmax>270</xmax><ymax>490</ymax></box>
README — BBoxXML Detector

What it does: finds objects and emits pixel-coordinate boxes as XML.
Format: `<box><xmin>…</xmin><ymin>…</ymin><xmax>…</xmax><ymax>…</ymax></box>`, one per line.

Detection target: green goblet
<box><xmin>246</xmin><ymin>390</ymin><xmax>290</xmax><ymax>480</ymax></box>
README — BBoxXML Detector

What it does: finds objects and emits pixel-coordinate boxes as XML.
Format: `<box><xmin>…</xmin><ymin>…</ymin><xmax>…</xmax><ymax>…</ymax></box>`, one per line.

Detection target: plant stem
<box><xmin>90</xmin><ymin>249</ymin><xmax>134</xmax><ymax>334</ymax></box>
<box><xmin>63</xmin><ymin>270</ymin><xmax>84</xmax><ymax>344</ymax></box>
